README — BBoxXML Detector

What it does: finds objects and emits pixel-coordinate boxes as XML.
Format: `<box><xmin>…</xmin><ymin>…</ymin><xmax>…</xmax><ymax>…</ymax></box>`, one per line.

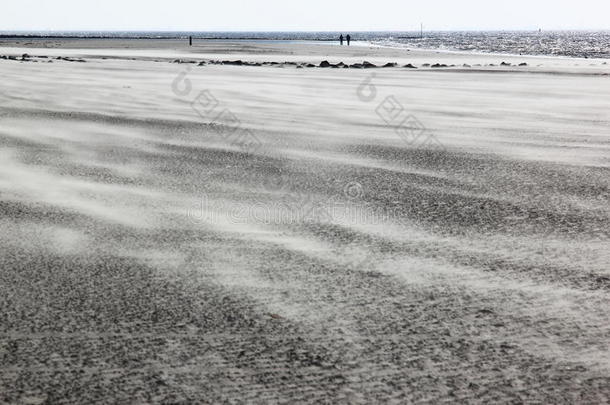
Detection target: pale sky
<box><xmin>2</xmin><ymin>0</ymin><xmax>609</xmax><ymax>31</ymax></box>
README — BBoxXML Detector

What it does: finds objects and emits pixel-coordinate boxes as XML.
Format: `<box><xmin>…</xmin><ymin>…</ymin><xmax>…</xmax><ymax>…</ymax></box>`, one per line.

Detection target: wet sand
<box><xmin>1</xmin><ymin>40</ymin><xmax>609</xmax><ymax>403</ymax></box>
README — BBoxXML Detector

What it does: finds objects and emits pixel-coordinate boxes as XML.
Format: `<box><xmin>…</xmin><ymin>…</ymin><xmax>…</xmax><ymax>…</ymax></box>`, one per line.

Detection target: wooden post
<box><xmin>189</xmin><ymin>36</ymin><xmax>193</xmax><ymax>46</ymax></box>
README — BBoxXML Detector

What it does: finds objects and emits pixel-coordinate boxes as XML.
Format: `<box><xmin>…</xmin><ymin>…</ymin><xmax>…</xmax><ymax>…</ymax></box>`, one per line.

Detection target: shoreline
<box><xmin>1</xmin><ymin>39</ymin><xmax>610</xmax><ymax>64</ymax></box>
<box><xmin>2</xmin><ymin>39</ymin><xmax>610</xmax><ymax>62</ymax></box>
<box><xmin>1</xmin><ymin>31</ymin><xmax>609</xmax><ymax>59</ymax></box>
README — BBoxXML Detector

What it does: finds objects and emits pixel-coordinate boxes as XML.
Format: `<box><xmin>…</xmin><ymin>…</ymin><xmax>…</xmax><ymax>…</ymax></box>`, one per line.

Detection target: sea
<box><xmin>1</xmin><ymin>31</ymin><xmax>609</xmax><ymax>59</ymax></box>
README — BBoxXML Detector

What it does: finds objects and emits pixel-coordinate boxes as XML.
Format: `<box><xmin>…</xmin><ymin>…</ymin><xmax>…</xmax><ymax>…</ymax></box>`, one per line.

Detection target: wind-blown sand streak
<box><xmin>1</xmin><ymin>40</ymin><xmax>609</xmax><ymax>403</ymax></box>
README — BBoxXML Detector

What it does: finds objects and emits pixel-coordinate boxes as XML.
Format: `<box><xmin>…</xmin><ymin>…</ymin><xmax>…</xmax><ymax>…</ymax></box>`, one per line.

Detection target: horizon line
<box><xmin>2</xmin><ymin>28</ymin><xmax>610</xmax><ymax>33</ymax></box>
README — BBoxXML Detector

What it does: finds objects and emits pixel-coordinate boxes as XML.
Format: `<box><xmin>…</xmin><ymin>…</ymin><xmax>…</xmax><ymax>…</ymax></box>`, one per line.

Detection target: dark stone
<box><xmin>403</xmin><ymin>64</ymin><xmax>417</xmax><ymax>68</ymax></box>
<box><xmin>500</xmin><ymin>61</ymin><xmax>511</xmax><ymax>66</ymax></box>
<box><xmin>363</xmin><ymin>61</ymin><xmax>377</xmax><ymax>68</ymax></box>
<box><xmin>431</xmin><ymin>63</ymin><xmax>447</xmax><ymax>68</ymax></box>
<box><xmin>382</xmin><ymin>63</ymin><xmax>397</xmax><ymax>68</ymax></box>
<box><xmin>319</xmin><ymin>60</ymin><xmax>331</xmax><ymax>68</ymax></box>
<box><xmin>519</xmin><ymin>62</ymin><xmax>528</xmax><ymax>66</ymax></box>
<box><xmin>349</xmin><ymin>63</ymin><xmax>363</xmax><ymax>69</ymax></box>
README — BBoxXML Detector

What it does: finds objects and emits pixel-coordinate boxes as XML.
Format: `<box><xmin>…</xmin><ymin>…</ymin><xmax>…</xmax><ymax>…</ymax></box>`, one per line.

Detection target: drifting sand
<box><xmin>0</xmin><ymin>40</ymin><xmax>609</xmax><ymax>403</ymax></box>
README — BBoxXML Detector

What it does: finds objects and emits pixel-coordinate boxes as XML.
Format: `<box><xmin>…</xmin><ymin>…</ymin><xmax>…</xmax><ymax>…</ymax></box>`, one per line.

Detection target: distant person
<box><xmin>189</xmin><ymin>36</ymin><xmax>193</xmax><ymax>46</ymax></box>
<box><xmin>346</xmin><ymin>34</ymin><xmax>351</xmax><ymax>46</ymax></box>
<box><xmin>340</xmin><ymin>34</ymin><xmax>344</xmax><ymax>46</ymax></box>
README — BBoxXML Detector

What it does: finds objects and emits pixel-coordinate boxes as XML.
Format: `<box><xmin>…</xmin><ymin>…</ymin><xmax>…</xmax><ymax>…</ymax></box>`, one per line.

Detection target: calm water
<box><xmin>2</xmin><ymin>30</ymin><xmax>609</xmax><ymax>59</ymax></box>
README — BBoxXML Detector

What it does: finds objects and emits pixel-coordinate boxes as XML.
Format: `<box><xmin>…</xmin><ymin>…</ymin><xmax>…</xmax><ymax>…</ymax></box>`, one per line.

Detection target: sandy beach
<box><xmin>1</xmin><ymin>39</ymin><xmax>609</xmax><ymax>403</ymax></box>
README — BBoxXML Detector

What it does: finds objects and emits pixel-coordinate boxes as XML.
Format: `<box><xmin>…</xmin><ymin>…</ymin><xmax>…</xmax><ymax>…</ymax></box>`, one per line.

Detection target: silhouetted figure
<box><xmin>189</xmin><ymin>36</ymin><xmax>193</xmax><ymax>46</ymax></box>
<box><xmin>340</xmin><ymin>34</ymin><xmax>344</xmax><ymax>46</ymax></box>
<box><xmin>346</xmin><ymin>35</ymin><xmax>351</xmax><ymax>46</ymax></box>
